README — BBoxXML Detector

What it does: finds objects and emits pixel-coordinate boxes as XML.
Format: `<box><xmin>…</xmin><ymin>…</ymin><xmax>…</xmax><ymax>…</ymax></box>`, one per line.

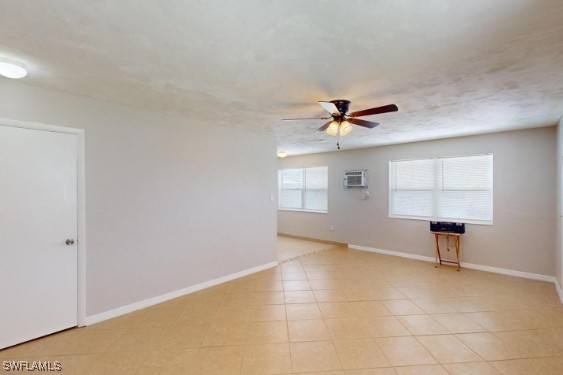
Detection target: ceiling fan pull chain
<box><xmin>337</xmin><ymin>128</ymin><xmax>341</xmax><ymax>150</ymax></box>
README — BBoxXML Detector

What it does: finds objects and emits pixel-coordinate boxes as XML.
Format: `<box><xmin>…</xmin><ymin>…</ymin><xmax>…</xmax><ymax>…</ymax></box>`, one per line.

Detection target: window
<box><xmin>278</xmin><ymin>167</ymin><xmax>328</xmax><ymax>213</ymax></box>
<box><xmin>389</xmin><ymin>154</ymin><xmax>493</xmax><ymax>224</ymax></box>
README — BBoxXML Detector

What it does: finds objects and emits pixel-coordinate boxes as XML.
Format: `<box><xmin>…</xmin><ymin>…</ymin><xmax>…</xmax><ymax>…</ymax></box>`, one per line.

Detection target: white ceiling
<box><xmin>1</xmin><ymin>0</ymin><xmax>562</xmax><ymax>155</ymax></box>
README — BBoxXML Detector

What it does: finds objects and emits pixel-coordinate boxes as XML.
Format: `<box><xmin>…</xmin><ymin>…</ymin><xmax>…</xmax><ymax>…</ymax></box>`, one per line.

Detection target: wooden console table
<box><xmin>432</xmin><ymin>232</ymin><xmax>461</xmax><ymax>271</ymax></box>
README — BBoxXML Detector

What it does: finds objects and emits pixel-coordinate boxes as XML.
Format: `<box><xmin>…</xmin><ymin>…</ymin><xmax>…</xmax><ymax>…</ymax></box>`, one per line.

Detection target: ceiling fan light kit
<box><xmin>283</xmin><ymin>99</ymin><xmax>398</xmax><ymax>149</ymax></box>
<box><xmin>339</xmin><ymin>121</ymin><xmax>353</xmax><ymax>136</ymax></box>
<box><xmin>326</xmin><ymin>121</ymin><xmax>340</xmax><ymax>136</ymax></box>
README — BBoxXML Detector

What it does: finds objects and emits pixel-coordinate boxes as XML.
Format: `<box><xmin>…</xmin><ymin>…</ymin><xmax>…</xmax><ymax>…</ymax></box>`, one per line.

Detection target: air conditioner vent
<box><xmin>344</xmin><ymin>170</ymin><xmax>368</xmax><ymax>188</ymax></box>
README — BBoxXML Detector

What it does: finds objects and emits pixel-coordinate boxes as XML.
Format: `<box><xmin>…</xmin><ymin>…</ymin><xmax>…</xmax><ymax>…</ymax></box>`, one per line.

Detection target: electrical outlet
<box><xmin>330</xmin><ymin>225</ymin><xmax>334</xmax><ymax>231</ymax></box>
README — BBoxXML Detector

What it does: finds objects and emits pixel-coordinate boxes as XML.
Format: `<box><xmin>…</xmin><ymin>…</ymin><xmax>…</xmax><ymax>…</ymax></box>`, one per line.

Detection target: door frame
<box><xmin>0</xmin><ymin>118</ymin><xmax>87</xmax><ymax>327</ymax></box>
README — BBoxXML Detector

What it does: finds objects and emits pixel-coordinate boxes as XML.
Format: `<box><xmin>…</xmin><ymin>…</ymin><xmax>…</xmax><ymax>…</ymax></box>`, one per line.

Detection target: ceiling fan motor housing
<box><xmin>330</xmin><ymin>99</ymin><xmax>350</xmax><ymax>116</ymax></box>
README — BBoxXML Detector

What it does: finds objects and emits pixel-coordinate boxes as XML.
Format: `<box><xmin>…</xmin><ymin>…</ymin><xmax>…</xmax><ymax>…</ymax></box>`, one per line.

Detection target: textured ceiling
<box><xmin>1</xmin><ymin>0</ymin><xmax>562</xmax><ymax>155</ymax></box>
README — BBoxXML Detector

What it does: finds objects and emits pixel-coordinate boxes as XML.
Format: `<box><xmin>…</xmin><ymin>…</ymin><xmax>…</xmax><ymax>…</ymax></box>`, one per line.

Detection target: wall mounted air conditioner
<box><xmin>344</xmin><ymin>170</ymin><xmax>368</xmax><ymax>188</ymax></box>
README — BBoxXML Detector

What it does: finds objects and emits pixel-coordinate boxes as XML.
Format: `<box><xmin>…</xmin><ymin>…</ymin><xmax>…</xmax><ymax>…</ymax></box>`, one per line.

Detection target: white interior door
<box><xmin>0</xmin><ymin>125</ymin><xmax>78</xmax><ymax>349</ymax></box>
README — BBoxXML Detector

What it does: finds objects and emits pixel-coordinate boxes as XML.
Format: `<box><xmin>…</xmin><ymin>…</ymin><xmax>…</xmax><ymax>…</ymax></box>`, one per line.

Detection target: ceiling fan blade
<box><xmin>348</xmin><ymin>118</ymin><xmax>380</xmax><ymax>129</ymax></box>
<box><xmin>318</xmin><ymin>101</ymin><xmax>341</xmax><ymax>115</ymax></box>
<box><xmin>349</xmin><ymin>104</ymin><xmax>398</xmax><ymax>118</ymax></box>
<box><xmin>315</xmin><ymin>120</ymin><xmax>334</xmax><ymax>132</ymax></box>
<box><xmin>282</xmin><ymin>117</ymin><xmax>331</xmax><ymax>121</ymax></box>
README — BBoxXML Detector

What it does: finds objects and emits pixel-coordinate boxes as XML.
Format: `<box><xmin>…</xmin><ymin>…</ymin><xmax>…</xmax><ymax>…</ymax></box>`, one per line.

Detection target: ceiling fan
<box><xmin>283</xmin><ymin>100</ymin><xmax>398</xmax><ymax>149</ymax></box>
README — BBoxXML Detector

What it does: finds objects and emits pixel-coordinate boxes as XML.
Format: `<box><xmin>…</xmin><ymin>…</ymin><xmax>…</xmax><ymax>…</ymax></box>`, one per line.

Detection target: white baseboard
<box><xmin>348</xmin><ymin>244</ymin><xmax>556</xmax><ymax>283</ymax></box>
<box><xmin>555</xmin><ymin>278</ymin><xmax>563</xmax><ymax>304</ymax></box>
<box><xmin>84</xmin><ymin>261</ymin><xmax>278</xmax><ymax>326</ymax></box>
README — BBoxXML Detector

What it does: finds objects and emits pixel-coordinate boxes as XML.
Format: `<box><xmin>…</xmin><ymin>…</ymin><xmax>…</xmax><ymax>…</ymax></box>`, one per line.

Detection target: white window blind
<box><xmin>389</xmin><ymin>154</ymin><xmax>493</xmax><ymax>224</ymax></box>
<box><xmin>279</xmin><ymin>166</ymin><xmax>328</xmax><ymax>213</ymax></box>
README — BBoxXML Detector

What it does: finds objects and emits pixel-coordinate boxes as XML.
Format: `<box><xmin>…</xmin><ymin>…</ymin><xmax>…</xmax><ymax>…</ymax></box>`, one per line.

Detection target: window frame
<box><xmin>278</xmin><ymin>166</ymin><xmax>328</xmax><ymax>214</ymax></box>
<box><xmin>388</xmin><ymin>153</ymin><xmax>493</xmax><ymax>225</ymax></box>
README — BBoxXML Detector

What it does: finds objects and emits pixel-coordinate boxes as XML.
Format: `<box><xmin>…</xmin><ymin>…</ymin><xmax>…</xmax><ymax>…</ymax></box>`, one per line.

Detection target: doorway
<box><xmin>277</xmin><ymin>234</ymin><xmax>341</xmax><ymax>262</ymax></box>
<box><xmin>0</xmin><ymin>119</ymin><xmax>86</xmax><ymax>349</ymax></box>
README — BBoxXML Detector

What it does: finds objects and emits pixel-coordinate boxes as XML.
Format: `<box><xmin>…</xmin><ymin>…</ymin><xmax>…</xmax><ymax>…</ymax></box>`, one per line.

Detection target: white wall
<box><xmin>0</xmin><ymin>80</ymin><xmax>278</xmax><ymax>317</ymax></box>
<box><xmin>279</xmin><ymin>127</ymin><xmax>556</xmax><ymax>277</ymax></box>
<box><xmin>557</xmin><ymin>116</ymin><xmax>563</xmax><ymax>290</ymax></box>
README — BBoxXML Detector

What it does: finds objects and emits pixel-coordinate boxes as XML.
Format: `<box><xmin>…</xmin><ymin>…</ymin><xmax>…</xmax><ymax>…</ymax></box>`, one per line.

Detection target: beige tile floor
<box><xmin>277</xmin><ymin>235</ymin><xmax>339</xmax><ymax>262</ymax></box>
<box><xmin>1</xmin><ymin>246</ymin><xmax>563</xmax><ymax>374</ymax></box>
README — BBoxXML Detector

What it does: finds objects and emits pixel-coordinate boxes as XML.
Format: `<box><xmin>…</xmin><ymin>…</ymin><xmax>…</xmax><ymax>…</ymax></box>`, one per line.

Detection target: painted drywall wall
<box><xmin>0</xmin><ymin>80</ymin><xmax>277</xmax><ymax>316</ymax></box>
<box><xmin>557</xmin><ymin>116</ymin><xmax>563</xmax><ymax>289</ymax></box>
<box><xmin>278</xmin><ymin>127</ymin><xmax>556</xmax><ymax>276</ymax></box>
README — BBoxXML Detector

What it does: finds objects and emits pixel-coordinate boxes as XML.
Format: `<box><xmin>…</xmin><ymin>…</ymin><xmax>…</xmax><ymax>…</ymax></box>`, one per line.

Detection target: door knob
<box><xmin>65</xmin><ymin>239</ymin><xmax>75</xmax><ymax>245</ymax></box>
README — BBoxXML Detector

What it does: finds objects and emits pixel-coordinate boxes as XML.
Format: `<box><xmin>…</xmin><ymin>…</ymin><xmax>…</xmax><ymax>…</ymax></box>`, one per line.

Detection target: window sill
<box><xmin>278</xmin><ymin>208</ymin><xmax>328</xmax><ymax>214</ymax></box>
<box><xmin>389</xmin><ymin>214</ymin><xmax>492</xmax><ymax>226</ymax></box>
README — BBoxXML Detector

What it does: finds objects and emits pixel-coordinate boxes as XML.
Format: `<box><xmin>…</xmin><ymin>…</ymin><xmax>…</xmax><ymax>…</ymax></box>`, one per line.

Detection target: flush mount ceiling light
<box><xmin>0</xmin><ymin>59</ymin><xmax>28</xmax><ymax>79</ymax></box>
<box><xmin>277</xmin><ymin>151</ymin><xmax>287</xmax><ymax>158</ymax></box>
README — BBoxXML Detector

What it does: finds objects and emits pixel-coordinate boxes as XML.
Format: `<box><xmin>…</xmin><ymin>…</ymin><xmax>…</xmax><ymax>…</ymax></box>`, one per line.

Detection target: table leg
<box><xmin>455</xmin><ymin>236</ymin><xmax>460</xmax><ymax>271</ymax></box>
<box><xmin>434</xmin><ymin>233</ymin><xmax>441</xmax><ymax>268</ymax></box>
